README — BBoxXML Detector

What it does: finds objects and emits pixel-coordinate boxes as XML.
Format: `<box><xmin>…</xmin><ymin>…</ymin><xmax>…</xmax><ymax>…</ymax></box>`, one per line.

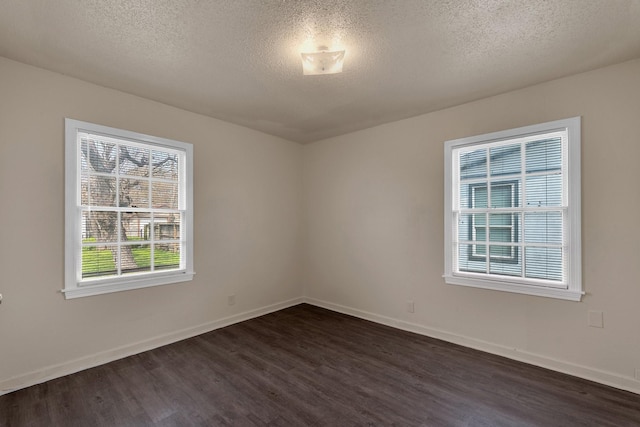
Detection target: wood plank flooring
<box><xmin>1</xmin><ymin>304</ymin><xmax>640</xmax><ymax>426</ymax></box>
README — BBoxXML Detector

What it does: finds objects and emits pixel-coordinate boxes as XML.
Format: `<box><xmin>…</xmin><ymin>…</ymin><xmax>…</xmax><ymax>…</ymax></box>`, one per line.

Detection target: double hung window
<box><xmin>64</xmin><ymin>119</ymin><xmax>194</xmax><ymax>298</ymax></box>
<box><xmin>444</xmin><ymin>117</ymin><xmax>582</xmax><ymax>300</ymax></box>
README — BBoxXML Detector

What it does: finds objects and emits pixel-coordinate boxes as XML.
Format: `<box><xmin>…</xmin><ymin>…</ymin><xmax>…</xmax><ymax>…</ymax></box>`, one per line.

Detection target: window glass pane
<box><xmin>81</xmin><ymin>174</ymin><xmax>89</xmax><ymax>206</ymax></box>
<box><xmin>474</xmin><ymin>225</ymin><xmax>488</xmax><ymax>244</ymax></box>
<box><xmin>472</xmin><ymin>185</ymin><xmax>488</xmax><ymax>208</ymax></box>
<box><xmin>154</xmin><ymin>243</ymin><xmax>181</xmax><ymax>270</ymax></box>
<box><xmin>82</xmin><ymin>245</ymin><xmax>117</xmax><ymax>279</ymax></box>
<box><xmin>458</xmin><ymin>214</ymin><xmax>473</xmax><ymax>241</ymax></box>
<box><xmin>119</xmin><ymin>178</ymin><xmax>149</xmax><ymax>208</ymax></box>
<box><xmin>489</xmin><ymin>213</ymin><xmax>519</xmax><ymax>243</ymax></box>
<box><xmin>490</xmin><ymin>144</ymin><xmax>520</xmax><ymax>176</ymax></box>
<box><xmin>490</xmin><ymin>247</ymin><xmax>521</xmax><ymax>276</ymax></box>
<box><xmin>84</xmin><ymin>139</ymin><xmax>116</xmax><ymax>174</ymax></box>
<box><xmin>489</xmin><ymin>212</ymin><xmax>515</xmax><ymax>227</ymax></box>
<box><xmin>123</xmin><ymin>243</ymin><xmax>151</xmax><ymax>275</ymax></box>
<box><xmin>152</xmin><ymin>150</ymin><xmax>179</xmax><ymax>180</ymax></box>
<box><xmin>459</xmin><ymin>184</ymin><xmax>471</xmax><ymax>209</ymax></box>
<box><xmin>459</xmin><ymin>244</ymin><xmax>486</xmax><ymax>273</ymax></box>
<box><xmin>489</xmin><ymin>244</ymin><xmax>514</xmax><ymax>259</ymax></box>
<box><xmin>526</xmin><ymin>138</ymin><xmax>561</xmax><ymax>173</ymax></box>
<box><xmin>152</xmin><ymin>182</ymin><xmax>179</xmax><ymax>209</ymax></box>
<box><xmin>490</xmin><ymin>182</ymin><xmax>519</xmax><ymax>208</ymax></box>
<box><xmin>525</xmin><ymin>175</ymin><xmax>562</xmax><ymax>207</ymax></box>
<box><xmin>119</xmin><ymin>145</ymin><xmax>149</xmax><ymax>177</ymax></box>
<box><xmin>524</xmin><ymin>212</ymin><xmax>562</xmax><ymax>244</ymax></box>
<box><xmin>122</xmin><ymin>212</ymin><xmax>151</xmax><ymax>241</ymax></box>
<box><xmin>82</xmin><ymin>211</ymin><xmax>118</xmax><ymax>242</ymax></box>
<box><xmin>154</xmin><ymin>214</ymin><xmax>181</xmax><ymax>240</ymax></box>
<box><xmin>525</xmin><ymin>247</ymin><xmax>563</xmax><ymax>281</ymax></box>
<box><xmin>88</xmin><ymin>176</ymin><xmax>116</xmax><ymax>207</ymax></box>
<box><xmin>460</xmin><ymin>148</ymin><xmax>487</xmax><ymax>180</ymax></box>
<box><xmin>80</xmin><ymin>140</ymin><xmax>89</xmax><ymax>174</ymax></box>
<box><xmin>472</xmin><ymin>213</ymin><xmax>486</xmax><ymax>242</ymax></box>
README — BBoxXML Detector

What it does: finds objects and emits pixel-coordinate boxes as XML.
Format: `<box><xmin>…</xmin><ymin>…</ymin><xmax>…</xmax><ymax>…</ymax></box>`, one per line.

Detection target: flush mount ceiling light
<box><xmin>301</xmin><ymin>46</ymin><xmax>345</xmax><ymax>75</ymax></box>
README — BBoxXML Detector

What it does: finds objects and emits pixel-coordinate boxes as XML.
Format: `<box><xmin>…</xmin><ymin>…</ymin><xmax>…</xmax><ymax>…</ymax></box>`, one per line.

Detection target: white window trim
<box><xmin>443</xmin><ymin>117</ymin><xmax>582</xmax><ymax>301</ymax></box>
<box><xmin>64</xmin><ymin>118</ymin><xmax>195</xmax><ymax>299</ymax></box>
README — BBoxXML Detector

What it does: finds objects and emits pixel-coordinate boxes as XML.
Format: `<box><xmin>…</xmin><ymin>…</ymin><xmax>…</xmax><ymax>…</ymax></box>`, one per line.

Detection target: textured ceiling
<box><xmin>1</xmin><ymin>0</ymin><xmax>640</xmax><ymax>143</ymax></box>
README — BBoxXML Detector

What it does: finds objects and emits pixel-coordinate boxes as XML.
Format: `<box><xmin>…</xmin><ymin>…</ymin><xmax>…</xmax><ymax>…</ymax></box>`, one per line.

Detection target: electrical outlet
<box><xmin>588</xmin><ymin>310</ymin><xmax>604</xmax><ymax>328</ymax></box>
<box><xmin>407</xmin><ymin>300</ymin><xmax>415</xmax><ymax>313</ymax></box>
<box><xmin>228</xmin><ymin>294</ymin><xmax>236</xmax><ymax>306</ymax></box>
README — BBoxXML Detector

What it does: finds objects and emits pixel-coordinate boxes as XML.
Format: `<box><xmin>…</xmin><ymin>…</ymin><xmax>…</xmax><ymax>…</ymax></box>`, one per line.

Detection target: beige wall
<box><xmin>303</xmin><ymin>59</ymin><xmax>640</xmax><ymax>393</ymax></box>
<box><xmin>0</xmin><ymin>57</ymin><xmax>303</xmax><ymax>392</ymax></box>
<box><xmin>2</xmin><ymin>55</ymin><xmax>640</xmax><ymax>395</ymax></box>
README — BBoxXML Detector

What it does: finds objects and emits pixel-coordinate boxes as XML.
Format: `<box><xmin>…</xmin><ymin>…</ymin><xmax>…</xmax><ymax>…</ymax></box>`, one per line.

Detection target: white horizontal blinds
<box><xmin>80</xmin><ymin>137</ymin><xmax>118</xmax><ymax>279</ymax></box>
<box><xmin>457</xmin><ymin>147</ymin><xmax>488</xmax><ymax>273</ymax></box>
<box><xmin>79</xmin><ymin>133</ymin><xmax>184</xmax><ymax>282</ymax></box>
<box><xmin>488</xmin><ymin>143</ymin><xmax>521</xmax><ymax>277</ymax></box>
<box><xmin>150</xmin><ymin>149</ymin><xmax>182</xmax><ymax>272</ymax></box>
<box><xmin>524</xmin><ymin>137</ymin><xmax>564</xmax><ymax>282</ymax></box>
<box><xmin>454</xmin><ymin>132</ymin><xmax>567</xmax><ymax>286</ymax></box>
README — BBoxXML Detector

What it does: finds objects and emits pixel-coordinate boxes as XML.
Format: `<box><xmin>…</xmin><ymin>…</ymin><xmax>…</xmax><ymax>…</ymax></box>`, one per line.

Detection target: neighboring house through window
<box><xmin>468</xmin><ymin>180</ymin><xmax>518</xmax><ymax>262</ymax></box>
<box><xmin>444</xmin><ymin>117</ymin><xmax>582</xmax><ymax>301</ymax></box>
<box><xmin>64</xmin><ymin>119</ymin><xmax>194</xmax><ymax>298</ymax></box>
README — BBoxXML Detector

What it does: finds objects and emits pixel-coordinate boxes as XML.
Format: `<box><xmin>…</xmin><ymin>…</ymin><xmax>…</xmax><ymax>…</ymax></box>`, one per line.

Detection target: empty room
<box><xmin>1</xmin><ymin>0</ymin><xmax>640</xmax><ymax>425</ymax></box>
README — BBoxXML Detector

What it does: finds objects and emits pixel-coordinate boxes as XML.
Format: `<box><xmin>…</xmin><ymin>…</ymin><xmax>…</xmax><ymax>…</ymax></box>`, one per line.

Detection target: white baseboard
<box><xmin>4</xmin><ymin>296</ymin><xmax>638</xmax><ymax>397</ymax></box>
<box><xmin>303</xmin><ymin>297</ymin><xmax>640</xmax><ymax>395</ymax></box>
<box><xmin>0</xmin><ymin>297</ymin><xmax>304</xmax><ymax>396</ymax></box>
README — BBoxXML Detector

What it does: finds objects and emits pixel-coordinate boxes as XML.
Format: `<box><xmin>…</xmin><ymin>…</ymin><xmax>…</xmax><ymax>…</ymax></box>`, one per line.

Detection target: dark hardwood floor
<box><xmin>2</xmin><ymin>304</ymin><xmax>640</xmax><ymax>426</ymax></box>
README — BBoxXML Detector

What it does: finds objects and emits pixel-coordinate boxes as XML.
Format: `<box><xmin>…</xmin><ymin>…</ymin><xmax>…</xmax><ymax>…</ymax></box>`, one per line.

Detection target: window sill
<box><xmin>443</xmin><ymin>274</ymin><xmax>583</xmax><ymax>301</ymax></box>
<box><xmin>63</xmin><ymin>271</ymin><xmax>195</xmax><ymax>299</ymax></box>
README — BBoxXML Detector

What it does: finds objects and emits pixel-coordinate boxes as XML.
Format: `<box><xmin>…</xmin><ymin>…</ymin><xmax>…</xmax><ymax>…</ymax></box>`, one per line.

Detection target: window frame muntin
<box><xmin>443</xmin><ymin>117</ymin><xmax>582</xmax><ymax>301</ymax></box>
<box><xmin>64</xmin><ymin>118</ymin><xmax>195</xmax><ymax>299</ymax></box>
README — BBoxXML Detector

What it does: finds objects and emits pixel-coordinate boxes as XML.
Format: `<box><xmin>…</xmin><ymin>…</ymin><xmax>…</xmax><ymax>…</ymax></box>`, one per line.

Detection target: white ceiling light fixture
<box><xmin>301</xmin><ymin>46</ymin><xmax>345</xmax><ymax>75</ymax></box>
